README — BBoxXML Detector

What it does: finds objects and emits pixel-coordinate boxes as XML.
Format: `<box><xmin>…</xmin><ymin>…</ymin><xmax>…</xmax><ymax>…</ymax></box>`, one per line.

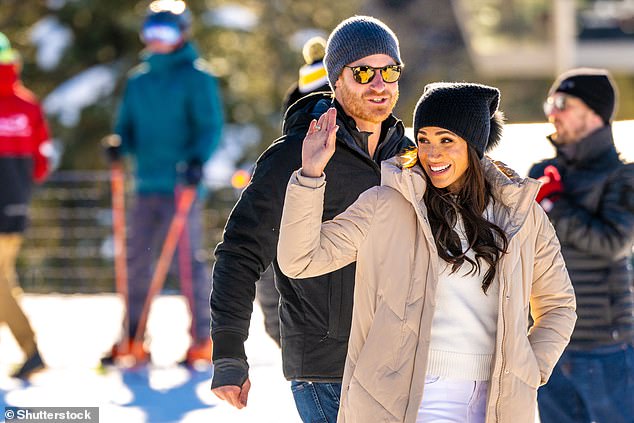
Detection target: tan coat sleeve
<box><xmin>527</xmin><ymin>203</ymin><xmax>577</xmax><ymax>384</ymax></box>
<box><xmin>277</xmin><ymin>170</ymin><xmax>376</xmax><ymax>279</ymax></box>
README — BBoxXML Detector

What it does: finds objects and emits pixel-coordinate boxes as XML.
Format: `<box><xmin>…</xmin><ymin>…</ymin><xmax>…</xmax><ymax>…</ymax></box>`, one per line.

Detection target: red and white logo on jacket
<box><xmin>0</xmin><ymin>113</ymin><xmax>33</xmax><ymax>137</ymax></box>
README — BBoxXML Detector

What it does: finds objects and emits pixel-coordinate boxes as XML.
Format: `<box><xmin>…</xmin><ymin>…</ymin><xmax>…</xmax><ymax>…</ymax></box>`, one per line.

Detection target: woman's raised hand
<box><xmin>301</xmin><ymin>107</ymin><xmax>339</xmax><ymax>178</ymax></box>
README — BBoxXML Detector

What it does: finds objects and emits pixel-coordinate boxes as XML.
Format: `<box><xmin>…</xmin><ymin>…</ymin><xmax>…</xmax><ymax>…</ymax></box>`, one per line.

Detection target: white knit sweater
<box><xmin>426</xmin><ymin>212</ymin><xmax>499</xmax><ymax>381</ymax></box>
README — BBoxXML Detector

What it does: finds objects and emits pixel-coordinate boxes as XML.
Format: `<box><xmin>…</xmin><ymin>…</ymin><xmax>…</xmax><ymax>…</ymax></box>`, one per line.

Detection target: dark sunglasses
<box><xmin>543</xmin><ymin>94</ymin><xmax>568</xmax><ymax>116</ymax></box>
<box><xmin>343</xmin><ymin>64</ymin><xmax>403</xmax><ymax>84</ymax></box>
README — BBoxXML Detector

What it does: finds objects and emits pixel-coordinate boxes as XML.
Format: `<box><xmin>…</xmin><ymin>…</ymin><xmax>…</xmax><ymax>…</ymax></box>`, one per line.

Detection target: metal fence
<box><xmin>17</xmin><ymin>170</ymin><xmax>237</xmax><ymax>293</ymax></box>
<box><xmin>18</xmin><ymin>167</ymin><xmax>634</xmax><ymax>294</ymax></box>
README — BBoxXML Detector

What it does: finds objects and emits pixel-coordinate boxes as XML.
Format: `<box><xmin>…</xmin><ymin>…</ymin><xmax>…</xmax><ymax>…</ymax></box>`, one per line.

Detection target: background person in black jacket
<box><xmin>210</xmin><ymin>16</ymin><xmax>412</xmax><ymax>422</ymax></box>
<box><xmin>529</xmin><ymin>68</ymin><xmax>634</xmax><ymax>423</ymax></box>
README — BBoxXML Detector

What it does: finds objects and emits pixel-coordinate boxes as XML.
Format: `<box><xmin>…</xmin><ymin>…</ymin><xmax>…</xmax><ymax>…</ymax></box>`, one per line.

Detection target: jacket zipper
<box><xmin>490</xmin><ymin>198</ymin><xmax>527</xmax><ymax>422</ymax></box>
<box><xmin>374</xmin><ymin>125</ymin><xmax>397</xmax><ymax>163</ymax></box>
<box><xmin>402</xmin><ymin>168</ymin><xmax>437</xmax><ymax>421</ymax></box>
<box><xmin>338</xmin><ymin>124</ymin><xmax>400</xmax><ymax>177</ymax></box>
<box><xmin>495</xmin><ymin>271</ymin><xmax>507</xmax><ymax>422</ymax></box>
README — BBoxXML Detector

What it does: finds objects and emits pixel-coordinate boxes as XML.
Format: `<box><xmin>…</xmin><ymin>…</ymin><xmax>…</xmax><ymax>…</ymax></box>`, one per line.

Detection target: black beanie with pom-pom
<box><xmin>413</xmin><ymin>82</ymin><xmax>504</xmax><ymax>159</ymax></box>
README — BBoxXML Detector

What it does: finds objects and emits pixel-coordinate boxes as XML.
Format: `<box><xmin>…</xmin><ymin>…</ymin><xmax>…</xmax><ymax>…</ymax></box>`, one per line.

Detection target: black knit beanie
<box><xmin>324</xmin><ymin>16</ymin><xmax>402</xmax><ymax>89</ymax></box>
<box><xmin>413</xmin><ymin>82</ymin><xmax>504</xmax><ymax>159</ymax></box>
<box><xmin>549</xmin><ymin>68</ymin><xmax>616</xmax><ymax>125</ymax></box>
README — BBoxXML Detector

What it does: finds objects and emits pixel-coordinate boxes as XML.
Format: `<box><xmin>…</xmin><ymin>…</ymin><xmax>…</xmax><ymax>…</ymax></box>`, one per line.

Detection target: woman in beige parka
<box><xmin>277</xmin><ymin>82</ymin><xmax>576</xmax><ymax>423</ymax></box>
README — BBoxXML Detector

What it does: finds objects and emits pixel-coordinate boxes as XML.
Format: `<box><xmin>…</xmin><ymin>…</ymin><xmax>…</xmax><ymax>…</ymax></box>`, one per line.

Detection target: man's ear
<box><xmin>585</xmin><ymin>108</ymin><xmax>605</xmax><ymax>131</ymax></box>
<box><xmin>333</xmin><ymin>75</ymin><xmax>343</xmax><ymax>91</ymax></box>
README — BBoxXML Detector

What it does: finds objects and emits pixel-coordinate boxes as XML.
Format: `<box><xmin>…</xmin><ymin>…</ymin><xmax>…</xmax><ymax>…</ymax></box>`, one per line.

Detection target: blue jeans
<box><xmin>538</xmin><ymin>343</ymin><xmax>634</xmax><ymax>423</ymax></box>
<box><xmin>291</xmin><ymin>381</ymin><xmax>341</xmax><ymax>423</ymax></box>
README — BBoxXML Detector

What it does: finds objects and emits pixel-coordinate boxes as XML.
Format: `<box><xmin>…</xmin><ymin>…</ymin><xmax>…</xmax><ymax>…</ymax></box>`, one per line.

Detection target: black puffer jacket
<box><xmin>529</xmin><ymin>126</ymin><xmax>634</xmax><ymax>349</ymax></box>
<box><xmin>211</xmin><ymin>92</ymin><xmax>412</xmax><ymax>381</ymax></box>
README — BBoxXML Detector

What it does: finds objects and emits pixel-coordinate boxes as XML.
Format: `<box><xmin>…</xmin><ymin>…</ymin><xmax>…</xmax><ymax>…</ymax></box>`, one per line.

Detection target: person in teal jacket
<box><xmin>104</xmin><ymin>0</ymin><xmax>223</xmax><ymax>367</ymax></box>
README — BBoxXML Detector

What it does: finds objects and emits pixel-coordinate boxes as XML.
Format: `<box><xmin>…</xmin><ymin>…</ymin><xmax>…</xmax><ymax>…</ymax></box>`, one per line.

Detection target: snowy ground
<box><xmin>0</xmin><ymin>294</ymin><xmax>301</xmax><ymax>423</ymax></box>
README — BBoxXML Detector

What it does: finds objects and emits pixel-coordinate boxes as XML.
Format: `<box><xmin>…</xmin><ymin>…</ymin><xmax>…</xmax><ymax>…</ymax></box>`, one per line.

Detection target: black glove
<box><xmin>210</xmin><ymin>358</ymin><xmax>249</xmax><ymax>389</ymax></box>
<box><xmin>185</xmin><ymin>159</ymin><xmax>203</xmax><ymax>186</ymax></box>
<box><xmin>106</xmin><ymin>145</ymin><xmax>121</xmax><ymax>163</ymax></box>
<box><xmin>101</xmin><ymin>134</ymin><xmax>122</xmax><ymax>163</ymax></box>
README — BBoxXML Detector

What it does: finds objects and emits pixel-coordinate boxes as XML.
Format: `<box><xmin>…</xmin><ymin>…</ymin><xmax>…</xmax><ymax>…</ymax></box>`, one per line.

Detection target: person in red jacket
<box><xmin>0</xmin><ymin>32</ymin><xmax>51</xmax><ymax>380</ymax></box>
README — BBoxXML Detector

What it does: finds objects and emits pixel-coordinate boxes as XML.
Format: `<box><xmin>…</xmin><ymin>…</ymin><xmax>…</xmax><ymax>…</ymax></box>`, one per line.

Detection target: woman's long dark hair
<box><xmin>423</xmin><ymin>146</ymin><xmax>508</xmax><ymax>293</ymax></box>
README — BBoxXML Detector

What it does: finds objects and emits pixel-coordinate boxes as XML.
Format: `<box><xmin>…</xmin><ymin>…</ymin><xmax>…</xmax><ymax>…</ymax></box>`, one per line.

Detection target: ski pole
<box><xmin>103</xmin><ymin>134</ymin><xmax>130</xmax><ymax>355</ymax></box>
<box><xmin>133</xmin><ymin>186</ymin><xmax>197</xmax><ymax>345</ymax></box>
<box><xmin>175</xmin><ymin>187</ymin><xmax>197</xmax><ymax>341</ymax></box>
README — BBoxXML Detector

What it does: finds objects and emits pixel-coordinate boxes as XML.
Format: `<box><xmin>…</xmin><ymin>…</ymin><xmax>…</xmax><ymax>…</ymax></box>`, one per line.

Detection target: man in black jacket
<box><xmin>529</xmin><ymin>68</ymin><xmax>634</xmax><ymax>423</ymax></box>
<box><xmin>210</xmin><ymin>16</ymin><xmax>412</xmax><ymax>422</ymax></box>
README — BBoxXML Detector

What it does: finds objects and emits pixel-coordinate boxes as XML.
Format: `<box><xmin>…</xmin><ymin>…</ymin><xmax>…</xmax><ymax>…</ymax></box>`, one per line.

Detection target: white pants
<box><xmin>417</xmin><ymin>375</ymin><xmax>489</xmax><ymax>423</ymax></box>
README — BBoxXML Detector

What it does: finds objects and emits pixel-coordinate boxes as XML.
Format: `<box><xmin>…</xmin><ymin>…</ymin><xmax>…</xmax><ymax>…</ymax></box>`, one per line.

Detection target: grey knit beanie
<box><xmin>324</xmin><ymin>16</ymin><xmax>402</xmax><ymax>89</ymax></box>
<box><xmin>413</xmin><ymin>82</ymin><xmax>505</xmax><ymax>159</ymax></box>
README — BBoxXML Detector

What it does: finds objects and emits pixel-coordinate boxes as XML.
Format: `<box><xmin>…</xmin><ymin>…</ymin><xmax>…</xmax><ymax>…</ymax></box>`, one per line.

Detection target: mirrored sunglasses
<box><xmin>344</xmin><ymin>64</ymin><xmax>402</xmax><ymax>84</ymax></box>
<box><xmin>543</xmin><ymin>95</ymin><xmax>568</xmax><ymax>116</ymax></box>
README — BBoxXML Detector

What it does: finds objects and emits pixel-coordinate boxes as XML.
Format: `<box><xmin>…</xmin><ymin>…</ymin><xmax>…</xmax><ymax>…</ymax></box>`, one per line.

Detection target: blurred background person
<box><xmin>103</xmin><ymin>0</ymin><xmax>224</xmax><ymax>367</ymax></box>
<box><xmin>529</xmin><ymin>68</ymin><xmax>634</xmax><ymax>423</ymax></box>
<box><xmin>0</xmin><ymin>31</ymin><xmax>51</xmax><ymax>380</ymax></box>
<box><xmin>281</xmin><ymin>35</ymin><xmax>330</xmax><ymax>113</ymax></box>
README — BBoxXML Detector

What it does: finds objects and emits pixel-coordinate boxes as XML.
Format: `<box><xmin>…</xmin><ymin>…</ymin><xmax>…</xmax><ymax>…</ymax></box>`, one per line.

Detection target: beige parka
<box><xmin>278</xmin><ymin>156</ymin><xmax>576</xmax><ymax>423</ymax></box>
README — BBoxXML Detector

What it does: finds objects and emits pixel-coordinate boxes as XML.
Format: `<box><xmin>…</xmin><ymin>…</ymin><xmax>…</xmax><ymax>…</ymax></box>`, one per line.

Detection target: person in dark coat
<box><xmin>529</xmin><ymin>68</ymin><xmax>634</xmax><ymax>423</ymax></box>
<box><xmin>210</xmin><ymin>16</ymin><xmax>413</xmax><ymax>422</ymax></box>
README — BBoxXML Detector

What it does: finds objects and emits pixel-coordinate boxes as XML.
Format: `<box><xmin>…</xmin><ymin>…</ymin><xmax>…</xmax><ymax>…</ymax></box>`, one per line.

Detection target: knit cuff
<box><xmin>211</xmin><ymin>331</ymin><xmax>247</xmax><ymax>361</ymax></box>
<box><xmin>211</xmin><ymin>358</ymin><xmax>249</xmax><ymax>389</ymax></box>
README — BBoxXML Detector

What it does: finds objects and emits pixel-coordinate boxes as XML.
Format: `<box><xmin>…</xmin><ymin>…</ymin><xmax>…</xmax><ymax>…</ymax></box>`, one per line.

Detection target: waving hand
<box><xmin>301</xmin><ymin>107</ymin><xmax>339</xmax><ymax>178</ymax></box>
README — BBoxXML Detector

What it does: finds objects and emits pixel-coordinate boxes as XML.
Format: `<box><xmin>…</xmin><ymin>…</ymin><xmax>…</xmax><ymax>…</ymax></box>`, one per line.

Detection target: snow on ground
<box><xmin>0</xmin><ymin>294</ymin><xmax>301</xmax><ymax>423</ymax></box>
<box><xmin>30</xmin><ymin>15</ymin><xmax>73</xmax><ymax>71</ymax></box>
<box><xmin>202</xmin><ymin>4</ymin><xmax>259</xmax><ymax>31</ymax></box>
<box><xmin>43</xmin><ymin>64</ymin><xmax>118</xmax><ymax>128</ymax></box>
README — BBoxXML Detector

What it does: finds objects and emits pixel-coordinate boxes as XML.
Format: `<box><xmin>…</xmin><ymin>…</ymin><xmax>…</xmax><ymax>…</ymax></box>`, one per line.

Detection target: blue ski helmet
<box><xmin>141</xmin><ymin>0</ymin><xmax>192</xmax><ymax>46</ymax></box>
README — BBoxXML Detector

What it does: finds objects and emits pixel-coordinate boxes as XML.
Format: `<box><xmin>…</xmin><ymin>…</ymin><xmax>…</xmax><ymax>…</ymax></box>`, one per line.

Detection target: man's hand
<box><xmin>536</xmin><ymin>165</ymin><xmax>563</xmax><ymax>211</ymax></box>
<box><xmin>212</xmin><ymin>378</ymin><xmax>251</xmax><ymax>409</ymax></box>
<box><xmin>301</xmin><ymin>107</ymin><xmax>339</xmax><ymax>177</ymax></box>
